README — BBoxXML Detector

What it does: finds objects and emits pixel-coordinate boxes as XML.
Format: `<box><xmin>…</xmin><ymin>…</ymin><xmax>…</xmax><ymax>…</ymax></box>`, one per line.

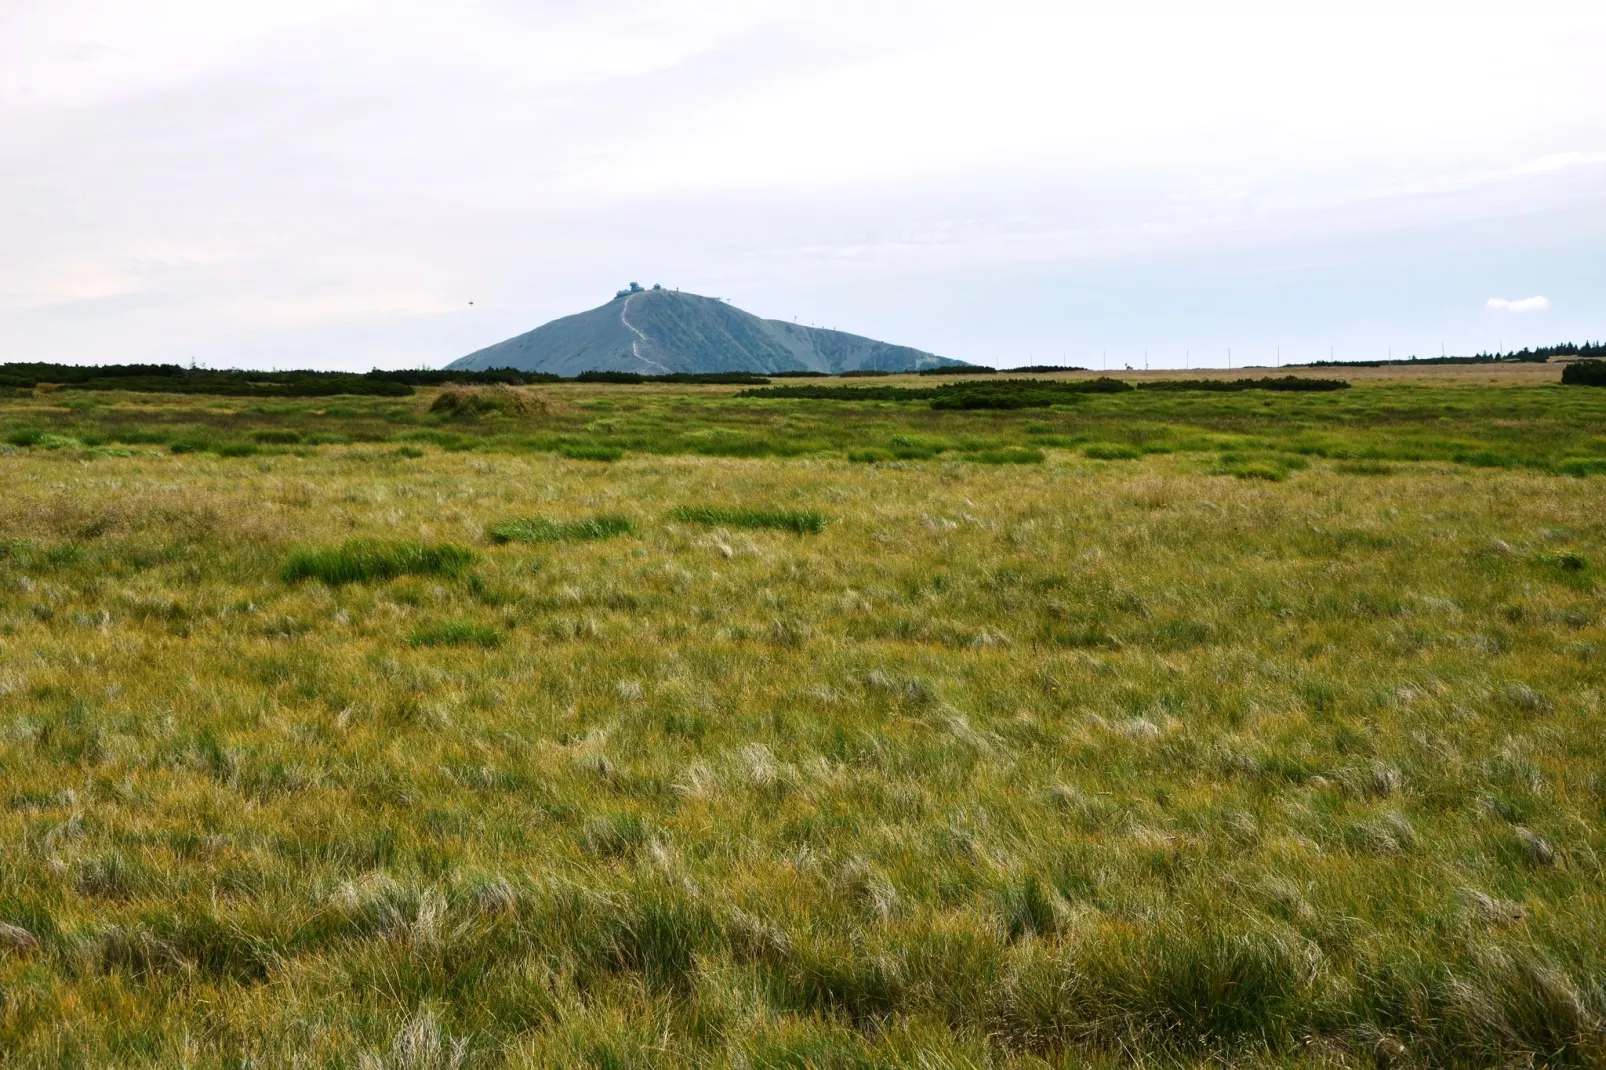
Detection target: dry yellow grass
<box><xmin>0</xmin><ymin>384</ymin><xmax>1603</xmax><ymax>1067</ymax></box>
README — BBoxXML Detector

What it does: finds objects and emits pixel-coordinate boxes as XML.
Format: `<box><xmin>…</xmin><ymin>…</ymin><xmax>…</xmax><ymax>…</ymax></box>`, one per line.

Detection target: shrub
<box><xmin>282</xmin><ymin>540</ymin><xmax>475</xmax><ymax>585</ymax></box>
<box><xmin>488</xmin><ymin>514</ymin><xmax>635</xmax><ymax>544</ymax></box>
<box><xmin>409</xmin><ymin>619</ymin><xmax>503</xmax><ymax>647</ymax></box>
<box><xmin>928</xmin><ymin>378</ymin><xmax>1133</xmax><ymax>409</ymax></box>
<box><xmin>169</xmin><ymin>436</ymin><xmax>210</xmax><ymax>454</ymax></box>
<box><xmin>214</xmin><ymin>442</ymin><xmax>258</xmax><ymax>457</ymax></box>
<box><xmin>430</xmin><ymin>384</ymin><xmax>556</xmax><ymax>419</ymax></box>
<box><xmin>5</xmin><ymin>426</ymin><xmax>44</xmax><ymax>447</ymax></box>
<box><xmin>1560</xmin><ymin>360</ymin><xmax>1606</xmax><ymax>386</ymax></box>
<box><xmin>670</xmin><ymin>505</ymin><xmax>826</xmax><ymax>534</ymax></box>
<box><xmin>1137</xmin><ymin>376</ymin><xmax>1349</xmax><ymax>392</ymax></box>
<box><xmin>251</xmin><ymin>429</ymin><xmax>303</xmax><ymax>444</ymax></box>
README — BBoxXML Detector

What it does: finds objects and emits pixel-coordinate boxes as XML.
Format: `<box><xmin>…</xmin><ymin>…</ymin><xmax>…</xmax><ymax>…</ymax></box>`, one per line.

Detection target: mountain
<box><xmin>446</xmin><ymin>286</ymin><xmax>968</xmax><ymax>375</ymax></box>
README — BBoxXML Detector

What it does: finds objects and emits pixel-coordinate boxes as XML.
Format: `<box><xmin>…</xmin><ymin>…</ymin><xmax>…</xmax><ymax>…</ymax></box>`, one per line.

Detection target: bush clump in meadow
<box><xmin>488</xmin><ymin>514</ymin><xmax>635</xmax><ymax>544</ymax></box>
<box><xmin>927</xmin><ymin>377</ymin><xmax>1133</xmax><ymax>409</ymax></box>
<box><xmin>1137</xmin><ymin>376</ymin><xmax>1350</xmax><ymax>392</ymax></box>
<box><xmin>1560</xmin><ymin>359</ymin><xmax>1606</xmax><ymax>386</ymax></box>
<box><xmin>671</xmin><ymin>505</ymin><xmax>825</xmax><ymax>534</ymax></box>
<box><xmin>408</xmin><ymin>619</ymin><xmax>503</xmax><ymax>647</ymax></box>
<box><xmin>429</xmin><ymin>384</ymin><xmax>556</xmax><ymax>419</ymax></box>
<box><xmin>282</xmin><ymin>540</ymin><xmax>475</xmax><ymax>585</ymax></box>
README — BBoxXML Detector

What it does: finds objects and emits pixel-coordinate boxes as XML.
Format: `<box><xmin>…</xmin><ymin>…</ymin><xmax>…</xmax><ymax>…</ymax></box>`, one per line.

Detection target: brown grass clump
<box><xmin>428</xmin><ymin>384</ymin><xmax>562</xmax><ymax>419</ymax></box>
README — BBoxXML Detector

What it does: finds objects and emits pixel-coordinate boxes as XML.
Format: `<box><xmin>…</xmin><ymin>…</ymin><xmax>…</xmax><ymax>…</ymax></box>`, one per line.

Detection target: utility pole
<box><xmin>1228</xmin><ymin>347</ymin><xmax>1232</xmax><ymax>371</ymax></box>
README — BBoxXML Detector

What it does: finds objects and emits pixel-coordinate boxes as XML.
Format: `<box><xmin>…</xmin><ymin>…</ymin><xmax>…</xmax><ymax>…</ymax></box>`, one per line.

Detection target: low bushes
<box><xmin>1137</xmin><ymin>376</ymin><xmax>1350</xmax><ymax>392</ymax></box>
<box><xmin>1560</xmin><ymin>360</ymin><xmax>1606</xmax><ymax>386</ymax></box>
<box><xmin>670</xmin><ymin>505</ymin><xmax>826</xmax><ymax>534</ymax></box>
<box><xmin>429</xmin><ymin>384</ymin><xmax>557</xmax><ymax>419</ymax></box>
<box><xmin>281</xmin><ymin>540</ymin><xmax>475</xmax><ymax>585</ymax></box>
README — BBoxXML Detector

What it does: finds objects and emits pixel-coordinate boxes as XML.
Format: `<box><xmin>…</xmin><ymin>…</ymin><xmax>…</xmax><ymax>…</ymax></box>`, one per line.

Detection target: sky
<box><xmin>2</xmin><ymin>0</ymin><xmax>1603</xmax><ymax>371</ymax></box>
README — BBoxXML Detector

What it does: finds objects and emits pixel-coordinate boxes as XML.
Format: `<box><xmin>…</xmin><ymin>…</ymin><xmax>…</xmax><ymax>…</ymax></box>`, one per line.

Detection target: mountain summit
<box><xmin>446</xmin><ymin>285</ymin><xmax>967</xmax><ymax>375</ymax></box>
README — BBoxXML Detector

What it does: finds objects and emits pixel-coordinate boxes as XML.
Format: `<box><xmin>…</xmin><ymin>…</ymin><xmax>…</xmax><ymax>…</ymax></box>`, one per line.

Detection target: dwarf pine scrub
<box><xmin>0</xmin><ymin>375</ymin><xmax>1603</xmax><ymax>1067</ymax></box>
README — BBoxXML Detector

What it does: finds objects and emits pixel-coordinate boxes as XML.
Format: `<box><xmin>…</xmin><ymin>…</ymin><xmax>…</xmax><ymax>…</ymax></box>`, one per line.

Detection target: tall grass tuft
<box><xmin>408</xmin><ymin>619</ymin><xmax>504</xmax><ymax>648</ymax></box>
<box><xmin>282</xmin><ymin>540</ymin><xmax>475</xmax><ymax>585</ymax></box>
<box><xmin>670</xmin><ymin>505</ymin><xmax>825</xmax><ymax>534</ymax></box>
<box><xmin>488</xmin><ymin>514</ymin><xmax>635</xmax><ymax>544</ymax></box>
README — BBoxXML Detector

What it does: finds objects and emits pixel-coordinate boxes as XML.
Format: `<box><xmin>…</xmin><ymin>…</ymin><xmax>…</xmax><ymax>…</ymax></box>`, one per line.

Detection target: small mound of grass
<box><xmin>214</xmin><ymin>442</ymin><xmax>258</xmax><ymax>458</ymax></box>
<box><xmin>670</xmin><ymin>505</ymin><xmax>826</xmax><ymax>534</ymax></box>
<box><xmin>394</xmin><ymin>445</ymin><xmax>425</xmax><ymax>458</ymax></box>
<box><xmin>559</xmin><ymin>443</ymin><xmax>624</xmax><ymax>462</ymax></box>
<box><xmin>1555</xmin><ymin>457</ymin><xmax>1606</xmax><ymax>477</ymax></box>
<box><xmin>965</xmin><ymin>446</ymin><xmax>1046</xmax><ymax>465</ymax></box>
<box><xmin>848</xmin><ymin>449</ymin><xmax>894</xmax><ymax>464</ymax></box>
<box><xmin>169</xmin><ymin>436</ymin><xmax>211</xmax><ymax>454</ymax></box>
<box><xmin>4</xmin><ymin>426</ymin><xmax>44</xmax><ymax>447</ymax></box>
<box><xmin>488</xmin><ymin>514</ymin><xmax>635</xmax><ymax>544</ymax></box>
<box><xmin>1216</xmin><ymin>452</ymin><xmax>1308</xmax><ymax>482</ymax></box>
<box><xmin>1335</xmin><ymin>461</ymin><xmax>1397</xmax><ymax>475</ymax></box>
<box><xmin>1083</xmin><ymin>443</ymin><xmax>1143</xmax><ymax>460</ymax></box>
<box><xmin>1535</xmin><ymin>549</ymin><xmax>1588</xmax><ymax>572</ymax></box>
<box><xmin>282</xmin><ymin>540</ymin><xmax>475</xmax><ymax>585</ymax></box>
<box><xmin>251</xmin><ymin>429</ymin><xmax>303</xmax><ymax>445</ymax></box>
<box><xmin>408</xmin><ymin>619</ymin><xmax>503</xmax><ymax>648</ymax></box>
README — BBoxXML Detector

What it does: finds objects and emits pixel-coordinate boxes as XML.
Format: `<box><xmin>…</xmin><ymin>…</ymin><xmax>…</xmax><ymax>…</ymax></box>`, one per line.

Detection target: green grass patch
<box><xmin>281</xmin><ymin>540</ymin><xmax>475</xmax><ymax>585</ymax></box>
<box><xmin>408</xmin><ymin>619</ymin><xmax>504</xmax><ymax>648</ymax></box>
<box><xmin>1335</xmin><ymin>460</ymin><xmax>1397</xmax><ymax>475</ymax></box>
<box><xmin>964</xmin><ymin>446</ymin><xmax>1046</xmax><ymax>464</ymax></box>
<box><xmin>1215</xmin><ymin>452</ymin><xmax>1309</xmax><ymax>481</ymax></box>
<box><xmin>1555</xmin><ymin>457</ymin><xmax>1606</xmax><ymax>477</ymax></box>
<box><xmin>488</xmin><ymin>514</ymin><xmax>636</xmax><ymax>544</ymax></box>
<box><xmin>558</xmin><ymin>443</ymin><xmax>624</xmax><ymax>462</ymax></box>
<box><xmin>1083</xmin><ymin>443</ymin><xmax>1143</xmax><ymax>460</ymax></box>
<box><xmin>670</xmin><ymin>505</ymin><xmax>826</xmax><ymax>534</ymax></box>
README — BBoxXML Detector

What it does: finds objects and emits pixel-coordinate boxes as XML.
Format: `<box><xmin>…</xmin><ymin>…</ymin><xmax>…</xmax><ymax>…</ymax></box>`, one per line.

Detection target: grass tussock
<box><xmin>487</xmin><ymin>514</ymin><xmax>635</xmax><ymax>544</ymax></box>
<box><xmin>670</xmin><ymin>504</ymin><xmax>826</xmax><ymax>534</ymax></box>
<box><xmin>281</xmin><ymin>539</ymin><xmax>475</xmax><ymax>584</ymax></box>
<box><xmin>408</xmin><ymin>619</ymin><xmax>504</xmax><ymax>647</ymax></box>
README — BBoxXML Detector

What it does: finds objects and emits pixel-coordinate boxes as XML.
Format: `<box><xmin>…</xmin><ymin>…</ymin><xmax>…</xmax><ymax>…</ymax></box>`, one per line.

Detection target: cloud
<box><xmin>1486</xmin><ymin>296</ymin><xmax>1550</xmax><ymax>313</ymax></box>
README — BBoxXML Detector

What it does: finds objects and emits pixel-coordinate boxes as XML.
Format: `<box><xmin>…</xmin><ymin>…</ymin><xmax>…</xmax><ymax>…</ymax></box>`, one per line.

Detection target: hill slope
<box><xmin>446</xmin><ymin>289</ymin><xmax>966</xmax><ymax>375</ymax></box>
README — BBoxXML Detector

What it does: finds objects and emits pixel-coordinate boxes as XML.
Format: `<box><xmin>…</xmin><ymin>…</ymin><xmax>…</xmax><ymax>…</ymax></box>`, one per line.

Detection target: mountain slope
<box><xmin>446</xmin><ymin>289</ymin><xmax>966</xmax><ymax>375</ymax></box>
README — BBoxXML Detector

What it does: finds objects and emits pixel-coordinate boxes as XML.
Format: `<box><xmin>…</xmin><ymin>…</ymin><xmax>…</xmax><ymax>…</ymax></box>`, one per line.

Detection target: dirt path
<box><xmin>620</xmin><ymin>294</ymin><xmax>672</xmax><ymax>373</ymax></box>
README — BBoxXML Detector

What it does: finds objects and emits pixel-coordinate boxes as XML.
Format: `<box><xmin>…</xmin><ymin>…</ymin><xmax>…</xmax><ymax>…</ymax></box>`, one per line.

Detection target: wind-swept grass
<box><xmin>669</xmin><ymin>504</ymin><xmax>826</xmax><ymax>534</ymax></box>
<box><xmin>1</xmin><ymin>374</ymin><xmax>1604</xmax><ymax>1067</ymax></box>
<box><xmin>487</xmin><ymin>514</ymin><xmax>635</xmax><ymax>543</ymax></box>
<box><xmin>281</xmin><ymin>539</ymin><xmax>475</xmax><ymax>584</ymax></box>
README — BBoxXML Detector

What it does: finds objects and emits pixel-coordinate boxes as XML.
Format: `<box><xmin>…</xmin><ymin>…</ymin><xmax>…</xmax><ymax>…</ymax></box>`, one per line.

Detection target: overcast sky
<box><xmin>3</xmin><ymin>0</ymin><xmax>1603</xmax><ymax>370</ymax></box>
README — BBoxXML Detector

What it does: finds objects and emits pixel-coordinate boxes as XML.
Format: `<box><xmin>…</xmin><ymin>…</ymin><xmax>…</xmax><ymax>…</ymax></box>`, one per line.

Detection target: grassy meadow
<box><xmin>1</xmin><ymin>373</ymin><xmax>1604</xmax><ymax>1067</ymax></box>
